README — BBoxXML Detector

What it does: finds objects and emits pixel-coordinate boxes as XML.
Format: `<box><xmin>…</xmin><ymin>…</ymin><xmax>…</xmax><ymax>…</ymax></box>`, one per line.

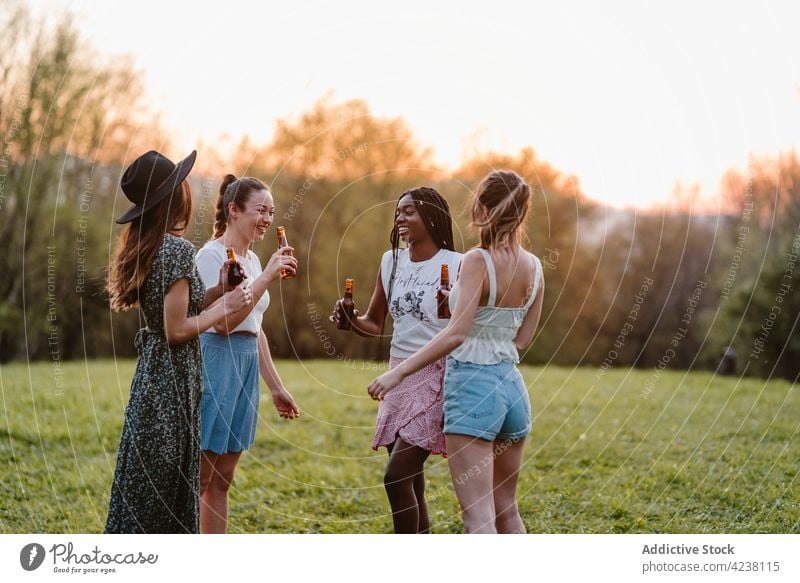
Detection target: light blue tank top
<box><xmin>449</xmin><ymin>248</ymin><xmax>542</xmax><ymax>364</ymax></box>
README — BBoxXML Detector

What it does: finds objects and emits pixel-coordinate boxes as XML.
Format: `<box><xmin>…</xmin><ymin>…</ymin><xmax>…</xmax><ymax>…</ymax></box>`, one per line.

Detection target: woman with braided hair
<box><xmin>368</xmin><ymin>171</ymin><xmax>544</xmax><ymax>534</ymax></box>
<box><xmin>194</xmin><ymin>174</ymin><xmax>300</xmax><ymax>533</ymax></box>
<box><xmin>331</xmin><ymin>187</ymin><xmax>461</xmax><ymax>533</ymax></box>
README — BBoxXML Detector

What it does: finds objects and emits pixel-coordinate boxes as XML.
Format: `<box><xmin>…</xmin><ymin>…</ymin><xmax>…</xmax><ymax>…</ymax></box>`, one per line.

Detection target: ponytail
<box><xmin>211</xmin><ymin>174</ymin><xmax>268</xmax><ymax>239</ymax></box>
<box><xmin>471</xmin><ymin>170</ymin><xmax>531</xmax><ymax>248</ymax></box>
<box><xmin>213</xmin><ymin>174</ymin><xmax>237</xmax><ymax>238</ymax></box>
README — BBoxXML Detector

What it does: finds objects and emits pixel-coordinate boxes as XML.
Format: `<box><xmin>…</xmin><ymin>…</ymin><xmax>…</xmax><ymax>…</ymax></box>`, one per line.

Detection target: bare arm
<box><xmin>513</xmin><ymin>273</ymin><xmax>545</xmax><ymax>349</ymax></box>
<box><xmin>257</xmin><ymin>329</ymin><xmax>285</xmax><ymax>392</ymax></box>
<box><xmin>367</xmin><ymin>250</ymin><xmax>486</xmax><ymax>399</ymax></box>
<box><xmin>163</xmin><ymin>278</ymin><xmax>251</xmax><ymax>345</ymax></box>
<box><xmin>258</xmin><ymin>330</ymin><xmax>300</xmax><ymax>419</ymax></box>
<box><xmin>203</xmin><ymin>283</ymin><xmax>225</xmax><ymax>309</ymax></box>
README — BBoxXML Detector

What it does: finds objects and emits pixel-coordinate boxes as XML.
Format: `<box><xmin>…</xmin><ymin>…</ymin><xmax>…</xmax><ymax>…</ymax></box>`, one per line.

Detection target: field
<box><xmin>0</xmin><ymin>359</ymin><xmax>797</xmax><ymax>533</ymax></box>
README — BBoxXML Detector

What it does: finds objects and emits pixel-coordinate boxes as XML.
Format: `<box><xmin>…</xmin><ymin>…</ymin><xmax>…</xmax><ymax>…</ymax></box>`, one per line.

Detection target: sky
<box><xmin>28</xmin><ymin>0</ymin><xmax>800</xmax><ymax>209</ymax></box>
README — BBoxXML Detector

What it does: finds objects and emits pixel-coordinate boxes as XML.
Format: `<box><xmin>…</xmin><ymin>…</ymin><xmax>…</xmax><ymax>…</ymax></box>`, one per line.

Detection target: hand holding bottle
<box><xmin>222</xmin><ymin>284</ymin><xmax>252</xmax><ymax>315</ymax></box>
<box><xmin>330</xmin><ymin>279</ymin><xmax>359</xmax><ymax>330</ymax></box>
<box><xmin>276</xmin><ymin>226</ymin><xmax>295</xmax><ymax>280</ymax></box>
<box><xmin>263</xmin><ymin>246</ymin><xmax>297</xmax><ymax>283</ymax></box>
<box><xmin>218</xmin><ymin>257</ymin><xmax>247</xmax><ymax>292</ymax></box>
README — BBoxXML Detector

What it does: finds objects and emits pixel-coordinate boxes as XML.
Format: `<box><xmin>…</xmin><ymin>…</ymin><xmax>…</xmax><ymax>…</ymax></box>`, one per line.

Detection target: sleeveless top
<box><xmin>449</xmin><ymin>248</ymin><xmax>542</xmax><ymax>365</ymax></box>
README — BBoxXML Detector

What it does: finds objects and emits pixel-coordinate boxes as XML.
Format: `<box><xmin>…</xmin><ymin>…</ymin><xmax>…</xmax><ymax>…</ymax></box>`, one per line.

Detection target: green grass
<box><xmin>0</xmin><ymin>359</ymin><xmax>798</xmax><ymax>533</ymax></box>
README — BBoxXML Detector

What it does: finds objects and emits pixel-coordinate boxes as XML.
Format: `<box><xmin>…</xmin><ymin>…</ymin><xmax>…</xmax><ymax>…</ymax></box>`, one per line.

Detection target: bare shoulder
<box><xmin>528</xmin><ymin>250</ymin><xmax>544</xmax><ymax>279</ymax></box>
<box><xmin>462</xmin><ymin>247</ymin><xmax>488</xmax><ymax>264</ymax></box>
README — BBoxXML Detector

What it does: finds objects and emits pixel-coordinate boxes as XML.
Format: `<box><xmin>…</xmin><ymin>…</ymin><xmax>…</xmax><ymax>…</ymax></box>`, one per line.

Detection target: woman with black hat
<box><xmin>105</xmin><ymin>150</ymin><xmax>252</xmax><ymax>534</ymax></box>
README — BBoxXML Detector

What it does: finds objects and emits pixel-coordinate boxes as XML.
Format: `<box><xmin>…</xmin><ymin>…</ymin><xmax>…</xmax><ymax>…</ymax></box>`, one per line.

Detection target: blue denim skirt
<box><xmin>199</xmin><ymin>332</ymin><xmax>260</xmax><ymax>454</ymax></box>
<box><xmin>443</xmin><ymin>356</ymin><xmax>531</xmax><ymax>442</ymax></box>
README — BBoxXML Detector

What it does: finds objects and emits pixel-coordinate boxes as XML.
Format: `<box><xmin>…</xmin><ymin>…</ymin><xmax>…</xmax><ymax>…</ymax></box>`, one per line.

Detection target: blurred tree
<box><xmin>0</xmin><ymin>2</ymin><xmax>164</xmax><ymax>361</ymax></box>
<box><xmin>3</xmin><ymin>2</ymin><xmax>793</xmax><ymax>383</ymax></box>
<box><xmin>709</xmin><ymin>153</ymin><xmax>800</xmax><ymax>379</ymax></box>
<box><xmin>222</xmin><ymin>97</ymin><xmax>440</xmax><ymax>361</ymax></box>
<box><xmin>589</xmin><ymin>211</ymin><xmax>718</xmax><ymax>371</ymax></box>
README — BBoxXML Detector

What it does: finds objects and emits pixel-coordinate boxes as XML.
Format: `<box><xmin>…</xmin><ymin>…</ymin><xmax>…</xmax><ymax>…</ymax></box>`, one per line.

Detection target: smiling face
<box><xmin>230</xmin><ymin>189</ymin><xmax>274</xmax><ymax>242</ymax></box>
<box><xmin>395</xmin><ymin>193</ymin><xmax>431</xmax><ymax>246</ymax></box>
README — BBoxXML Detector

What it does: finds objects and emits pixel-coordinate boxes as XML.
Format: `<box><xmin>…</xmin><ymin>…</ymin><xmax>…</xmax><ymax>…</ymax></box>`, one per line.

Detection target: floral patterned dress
<box><xmin>105</xmin><ymin>234</ymin><xmax>205</xmax><ymax>533</ymax></box>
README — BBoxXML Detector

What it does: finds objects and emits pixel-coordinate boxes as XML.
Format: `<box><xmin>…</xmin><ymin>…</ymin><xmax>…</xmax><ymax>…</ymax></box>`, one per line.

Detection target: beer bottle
<box><xmin>337</xmin><ymin>278</ymin><xmax>355</xmax><ymax>330</ymax></box>
<box><xmin>437</xmin><ymin>264</ymin><xmax>451</xmax><ymax>319</ymax></box>
<box><xmin>226</xmin><ymin>247</ymin><xmax>246</xmax><ymax>287</ymax></box>
<box><xmin>276</xmin><ymin>226</ymin><xmax>295</xmax><ymax>280</ymax></box>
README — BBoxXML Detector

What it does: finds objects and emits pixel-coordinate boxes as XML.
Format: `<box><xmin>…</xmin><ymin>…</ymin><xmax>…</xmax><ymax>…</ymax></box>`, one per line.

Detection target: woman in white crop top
<box><xmin>368</xmin><ymin>171</ymin><xmax>545</xmax><ymax>534</ymax></box>
<box><xmin>331</xmin><ymin>187</ymin><xmax>461</xmax><ymax>533</ymax></box>
<box><xmin>195</xmin><ymin>174</ymin><xmax>300</xmax><ymax>533</ymax></box>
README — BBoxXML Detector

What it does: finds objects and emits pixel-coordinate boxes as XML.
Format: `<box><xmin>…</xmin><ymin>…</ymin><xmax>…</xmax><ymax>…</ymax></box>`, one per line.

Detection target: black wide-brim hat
<box><xmin>115</xmin><ymin>149</ymin><xmax>197</xmax><ymax>224</ymax></box>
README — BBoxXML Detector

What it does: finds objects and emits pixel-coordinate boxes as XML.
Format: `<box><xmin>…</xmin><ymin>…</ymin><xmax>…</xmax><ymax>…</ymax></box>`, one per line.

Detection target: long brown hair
<box><xmin>108</xmin><ymin>181</ymin><xmax>193</xmax><ymax>311</ymax></box>
<box><xmin>213</xmin><ymin>175</ymin><xmax>268</xmax><ymax>238</ymax></box>
<box><xmin>471</xmin><ymin>170</ymin><xmax>531</xmax><ymax>248</ymax></box>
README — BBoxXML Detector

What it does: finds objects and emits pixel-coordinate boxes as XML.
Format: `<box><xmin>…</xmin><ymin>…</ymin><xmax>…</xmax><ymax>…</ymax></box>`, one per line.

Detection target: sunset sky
<box><xmin>29</xmin><ymin>0</ymin><xmax>800</xmax><ymax>209</ymax></box>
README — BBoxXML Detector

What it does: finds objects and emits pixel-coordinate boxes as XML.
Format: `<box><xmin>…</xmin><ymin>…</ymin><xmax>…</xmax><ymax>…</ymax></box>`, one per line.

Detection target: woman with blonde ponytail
<box><xmin>368</xmin><ymin>170</ymin><xmax>545</xmax><ymax>534</ymax></box>
<box><xmin>194</xmin><ymin>174</ymin><xmax>300</xmax><ymax>533</ymax></box>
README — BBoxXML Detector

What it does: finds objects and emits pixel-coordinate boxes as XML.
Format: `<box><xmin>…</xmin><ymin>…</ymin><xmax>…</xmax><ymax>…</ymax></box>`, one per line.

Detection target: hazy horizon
<box><xmin>26</xmin><ymin>0</ymin><xmax>800</xmax><ymax>211</ymax></box>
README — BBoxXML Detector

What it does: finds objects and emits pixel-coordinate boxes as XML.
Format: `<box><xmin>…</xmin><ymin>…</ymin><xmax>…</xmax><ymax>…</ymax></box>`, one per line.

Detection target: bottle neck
<box><xmin>277</xmin><ymin>227</ymin><xmax>287</xmax><ymax>247</ymax></box>
<box><xmin>219</xmin><ymin>232</ymin><xmax>249</xmax><ymax>258</ymax></box>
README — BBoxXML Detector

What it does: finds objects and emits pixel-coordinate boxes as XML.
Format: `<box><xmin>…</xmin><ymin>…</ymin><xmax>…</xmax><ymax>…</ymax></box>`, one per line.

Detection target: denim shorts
<box><xmin>199</xmin><ymin>332</ymin><xmax>260</xmax><ymax>454</ymax></box>
<box><xmin>443</xmin><ymin>356</ymin><xmax>531</xmax><ymax>442</ymax></box>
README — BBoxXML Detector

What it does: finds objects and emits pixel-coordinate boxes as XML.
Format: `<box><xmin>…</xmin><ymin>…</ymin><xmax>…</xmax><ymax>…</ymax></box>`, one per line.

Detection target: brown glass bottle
<box><xmin>337</xmin><ymin>278</ymin><xmax>355</xmax><ymax>330</ymax></box>
<box><xmin>226</xmin><ymin>247</ymin><xmax>245</xmax><ymax>286</ymax></box>
<box><xmin>276</xmin><ymin>226</ymin><xmax>295</xmax><ymax>280</ymax></box>
<box><xmin>437</xmin><ymin>263</ymin><xmax>451</xmax><ymax>319</ymax></box>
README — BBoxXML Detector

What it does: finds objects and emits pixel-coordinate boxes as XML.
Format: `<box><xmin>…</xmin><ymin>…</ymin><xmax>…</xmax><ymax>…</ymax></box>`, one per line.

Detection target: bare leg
<box><xmin>384</xmin><ymin>437</ymin><xmax>431</xmax><ymax>533</ymax></box>
<box><xmin>199</xmin><ymin>450</ymin><xmax>242</xmax><ymax>534</ymax></box>
<box><xmin>412</xmin><ymin>471</ymin><xmax>430</xmax><ymax>533</ymax></box>
<box><xmin>492</xmin><ymin>437</ymin><xmax>527</xmax><ymax>533</ymax></box>
<box><xmin>445</xmin><ymin>434</ymin><xmax>496</xmax><ymax>534</ymax></box>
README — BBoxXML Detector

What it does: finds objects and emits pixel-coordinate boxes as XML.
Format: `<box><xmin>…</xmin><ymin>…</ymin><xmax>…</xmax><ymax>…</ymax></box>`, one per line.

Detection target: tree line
<box><xmin>1</xmin><ymin>4</ymin><xmax>797</xmax><ymax>380</ymax></box>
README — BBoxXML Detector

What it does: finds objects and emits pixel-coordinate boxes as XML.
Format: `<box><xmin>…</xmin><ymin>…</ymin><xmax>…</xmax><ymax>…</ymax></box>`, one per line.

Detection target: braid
<box><xmin>213</xmin><ymin>174</ymin><xmax>237</xmax><ymax>238</ymax></box>
<box><xmin>385</xmin><ymin>186</ymin><xmax>454</xmax><ymax>306</ymax></box>
<box><xmin>386</xmin><ymin>224</ymin><xmax>401</xmax><ymax>308</ymax></box>
<box><xmin>379</xmin><ymin>186</ymin><xmax>455</xmax><ymax>361</ymax></box>
<box><xmin>412</xmin><ymin>187</ymin><xmax>455</xmax><ymax>251</ymax></box>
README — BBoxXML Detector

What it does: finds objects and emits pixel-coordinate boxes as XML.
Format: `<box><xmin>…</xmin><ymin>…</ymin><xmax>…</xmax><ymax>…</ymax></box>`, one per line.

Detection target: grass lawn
<box><xmin>0</xmin><ymin>359</ymin><xmax>797</xmax><ymax>533</ymax></box>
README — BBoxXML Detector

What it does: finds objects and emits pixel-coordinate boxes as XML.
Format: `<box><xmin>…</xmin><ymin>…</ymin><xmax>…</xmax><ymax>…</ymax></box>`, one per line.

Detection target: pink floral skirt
<box><xmin>372</xmin><ymin>356</ymin><xmax>447</xmax><ymax>457</ymax></box>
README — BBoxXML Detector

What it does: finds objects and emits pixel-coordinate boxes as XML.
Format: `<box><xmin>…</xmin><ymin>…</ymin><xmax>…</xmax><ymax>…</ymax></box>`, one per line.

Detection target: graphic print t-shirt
<box><xmin>380</xmin><ymin>248</ymin><xmax>462</xmax><ymax>358</ymax></box>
